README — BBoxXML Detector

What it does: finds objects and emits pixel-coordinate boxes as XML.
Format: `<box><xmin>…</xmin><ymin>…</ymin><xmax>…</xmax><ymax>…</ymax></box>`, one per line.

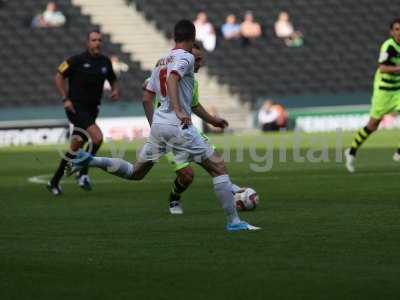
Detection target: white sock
<box><xmin>213</xmin><ymin>175</ymin><xmax>241</xmax><ymax>224</ymax></box>
<box><xmin>89</xmin><ymin>157</ymin><xmax>134</xmax><ymax>179</ymax></box>
<box><xmin>231</xmin><ymin>183</ymin><xmax>241</xmax><ymax>194</ymax></box>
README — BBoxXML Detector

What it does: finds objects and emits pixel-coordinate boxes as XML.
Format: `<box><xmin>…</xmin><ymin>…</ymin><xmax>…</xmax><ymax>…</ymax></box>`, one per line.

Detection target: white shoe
<box><xmin>344</xmin><ymin>148</ymin><xmax>356</xmax><ymax>173</ymax></box>
<box><xmin>46</xmin><ymin>181</ymin><xmax>62</xmax><ymax>196</ymax></box>
<box><xmin>169</xmin><ymin>201</ymin><xmax>183</xmax><ymax>214</ymax></box>
<box><xmin>393</xmin><ymin>152</ymin><xmax>400</xmax><ymax>162</ymax></box>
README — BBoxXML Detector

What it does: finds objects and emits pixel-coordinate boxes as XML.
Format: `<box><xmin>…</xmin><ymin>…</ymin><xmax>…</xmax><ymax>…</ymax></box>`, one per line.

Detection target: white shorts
<box><xmin>138</xmin><ymin>123</ymin><xmax>214</xmax><ymax>165</ymax></box>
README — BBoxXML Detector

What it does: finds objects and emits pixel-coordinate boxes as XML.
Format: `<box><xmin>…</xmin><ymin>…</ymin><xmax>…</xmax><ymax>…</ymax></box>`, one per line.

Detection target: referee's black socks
<box><xmin>349</xmin><ymin>126</ymin><xmax>372</xmax><ymax>156</ymax></box>
<box><xmin>50</xmin><ymin>152</ymin><xmax>76</xmax><ymax>186</ymax></box>
<box><xmin>79</xmin><ymin>143</ymin><xmax>101</xmax><ymax>176</ymax></box>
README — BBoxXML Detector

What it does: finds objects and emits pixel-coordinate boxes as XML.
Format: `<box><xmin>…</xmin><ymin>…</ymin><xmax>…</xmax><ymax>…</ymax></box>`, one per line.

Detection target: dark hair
<box><xmin>390</xmin><ymin>18</ymin><xmax>400</xmax><ymax>29</ymax></box>
<box><xmin>174</xmin><ymin>20</ymin><xmax>195</xmax><ymax>42</ymax></box>
<box><xmin>192</xmin><ymin>41</ymin><xmax>203</xmax><ymax>50</ymax></box>
<box><xmin>87</xmin><ymin>29</ymin><xmax>101</xmax><ymax>40</ymax></box>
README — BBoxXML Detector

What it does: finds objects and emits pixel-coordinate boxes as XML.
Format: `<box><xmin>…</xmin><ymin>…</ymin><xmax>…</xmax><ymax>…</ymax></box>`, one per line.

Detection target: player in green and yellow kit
<box><xmin>345</xmin><ymin>18</ymin><xmax>400</xmax><ymax>172</ymax></box>
<box><xmin>143</xmin><ymin>43</ymin><xmax>241</xmax><ymax>213</ymax></box>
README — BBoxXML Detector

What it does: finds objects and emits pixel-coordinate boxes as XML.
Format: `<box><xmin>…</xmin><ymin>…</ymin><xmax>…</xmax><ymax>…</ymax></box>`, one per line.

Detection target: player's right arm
<box><xmin>167</xmin><ymin>53</ymin><xmax>194</xmax><ymax>126</ymax></box>
<box><xmin>378</xmin><ymin>44</ymin><xmax>400</xmax><ymax>74</ymax></box>
<box><xmin>167</xmin><ymin>73</ymin><xmax>191</xmax><ymax>125</ymax></box>
<box><xmin>55</xmin><ymin>57</ymin><xmax>75</xmax><ymax>113</ymax></box>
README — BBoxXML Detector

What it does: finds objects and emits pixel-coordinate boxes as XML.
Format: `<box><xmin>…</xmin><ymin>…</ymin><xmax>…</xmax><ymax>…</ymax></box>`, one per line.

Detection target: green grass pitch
<box><xmin>1</xmin><ymin>131</ymin><xmax>400</xmax><ymax>299</ymax></box>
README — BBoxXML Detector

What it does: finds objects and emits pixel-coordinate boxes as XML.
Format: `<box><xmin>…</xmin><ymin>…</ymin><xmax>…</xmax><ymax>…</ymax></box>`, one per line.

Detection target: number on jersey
<box><xmin>159</xmin><ymin>68</ymin><xmax>167</xmax><ymax>97</ymax></box>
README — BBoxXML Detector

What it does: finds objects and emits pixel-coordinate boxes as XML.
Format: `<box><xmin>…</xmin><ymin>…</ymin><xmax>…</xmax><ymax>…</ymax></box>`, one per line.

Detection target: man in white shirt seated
<box><xmin>258</xmin><ymin>100</ymin><xmax>287</xmax><ymax>131</ymax></box>
<box><xmin>274</xmin><ymin>11</ymin><xmax>303</xmax><ymax>47</ymax></box>
<box><xmin>32</xmin><ymin>2</ymin><xmax>66</xmax><ymax>28</ymax></box>
<box><xmin>194</xmin><ymin>11</ymin><xmax>216</xmax><ymax>51</ymax></box>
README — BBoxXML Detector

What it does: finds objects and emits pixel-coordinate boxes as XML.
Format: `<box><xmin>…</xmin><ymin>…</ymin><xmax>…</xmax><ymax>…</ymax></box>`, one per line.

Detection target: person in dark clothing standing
<box><xmin>47</xmin><ymin>29</ymin><xmax>119</xmax><ymax>195</ymax></box>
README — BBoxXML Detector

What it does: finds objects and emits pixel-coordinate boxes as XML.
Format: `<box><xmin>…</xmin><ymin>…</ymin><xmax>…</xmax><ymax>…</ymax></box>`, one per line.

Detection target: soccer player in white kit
<box><xmin>143</xmin><ymin>42</ymin><xmax>244</xmax><ymax>215</ymax></box>
<box><xmin>68</xmin><ymin>20</ymin><xmax>260</xmax><ymax>232</ymax></box>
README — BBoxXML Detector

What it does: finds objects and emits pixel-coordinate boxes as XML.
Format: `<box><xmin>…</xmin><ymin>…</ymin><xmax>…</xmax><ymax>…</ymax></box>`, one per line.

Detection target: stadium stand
<box><xmin>131</xmin><ymin>0</ymin><xmax>400</xmax><ymax>107</ymax></box>
<box><xmin>0</xmin><ymin>0</ymin><xmax>149</xmax><ymax>108</ymax></box>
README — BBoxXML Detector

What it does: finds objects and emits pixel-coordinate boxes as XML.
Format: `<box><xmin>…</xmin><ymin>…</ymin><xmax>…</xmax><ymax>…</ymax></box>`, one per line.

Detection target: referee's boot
<box><xmin>77</xmin><ymin>174</ymin><xmax>92</xmax><ymax>191</ymax></box>
<box><xmin>46</xmin><ymin>181</ymin><xmax>63</xmax><ymax>196</ymax></box>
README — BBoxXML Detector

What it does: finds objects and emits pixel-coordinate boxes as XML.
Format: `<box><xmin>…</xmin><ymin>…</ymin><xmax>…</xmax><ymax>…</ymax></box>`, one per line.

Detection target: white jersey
<box><xmin>146</xmin><ymin>48</ymin><xmax>195</xmax><ymax>126</ymax></box>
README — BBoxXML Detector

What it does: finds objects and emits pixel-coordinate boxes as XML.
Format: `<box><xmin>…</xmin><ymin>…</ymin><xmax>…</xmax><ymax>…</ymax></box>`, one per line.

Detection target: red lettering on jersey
<box><xmin>159</xmin><ymin>67</ymin><xmax>167</xmax><ymax>97</ymax></box>
<box><xmin>156</xmin><ymin>56</ymin><xmax>174</xmax><ymax>67</ymax></box>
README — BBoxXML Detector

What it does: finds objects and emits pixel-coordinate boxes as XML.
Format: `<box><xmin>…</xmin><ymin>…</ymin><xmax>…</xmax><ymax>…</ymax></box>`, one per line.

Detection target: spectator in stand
<box><xmin>274</xmin><ymin>11</ymin><xmax>303</xmax><ymax>47</ymax></box>
<box><xmin>104</xmin><ymin>55</ymin><xmax>129</xmax><ymax>91</ymax></box>
<box><xmin>273</xmin><ymin>102</ymin><xmax>288</xmax><ymax>128</ymax></box>
<box><xmin>194</xmin><ymin>11</ymin><xmax>216</xmax><ymax>52</ymax></box>
<box><xmin>258</xmin><ymin>100</ymin><xmax>287</xmax><ymax>132</ymax></box>
<box><xmin>110</xmin><ymin>55</ymin><xmax>129</xmax><ymax>75</ymax></box>
<box><xmin>32</xmin><ymin>2</ymin><xmax>66</xmax><ymax>28</ymax></box>
<box><xmin>240</xmin><ymin>11</ymin><xmax>262</xmax><ymax>45</ymax></box>
<box><xmin>221</xmin><ymin>14</ymin><xmax>241</xmax><ymax>40</ymax></box>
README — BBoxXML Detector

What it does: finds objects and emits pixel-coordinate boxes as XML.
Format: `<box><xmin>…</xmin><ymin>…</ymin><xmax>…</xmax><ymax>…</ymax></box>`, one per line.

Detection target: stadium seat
<box><xmin>129</xmin><ymin>0</ymin><xmax>398</xmax><ymax>106</ymax></box>
<box><xmin>0</xmin><ymin>0</ymin><xmax>149</xmax><ymax>108</ymax></box>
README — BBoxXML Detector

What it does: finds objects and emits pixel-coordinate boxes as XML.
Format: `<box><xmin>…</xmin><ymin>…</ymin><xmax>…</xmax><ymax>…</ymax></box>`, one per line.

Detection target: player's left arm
<box><xmin>192</xmin><ymin>103</ymin><xmax>229</xmax><ymax>129</ymax></box>
<box><xmin>379</xmin><ymin>65</ymin><xmax>400</xmax><ymax>74</ymax></box>
<box><xmin>378</xmin><ymin>45</ymin><xmax>400</xmax><ymax>74</ymax></box>
<box><xmin>107</xmin><ymin>58</ymin><xmax>119</xmax><ymax>101</ymax></box>
<box><xmin>143</xmin><ymin>72</ymin><xmax>158</xmax><ymax>126</ymax></box>
<box><xmin>143</xmin><ymin>90</ymin><xmax>155</xmax><ymax>126</ymax></box>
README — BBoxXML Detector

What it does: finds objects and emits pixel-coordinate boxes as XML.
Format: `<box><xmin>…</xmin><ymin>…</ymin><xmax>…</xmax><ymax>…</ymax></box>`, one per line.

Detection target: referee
<box><xmin>47</xmin><ymin>29</ymin><xmax>119</xmax><ymax>195</ymax></box>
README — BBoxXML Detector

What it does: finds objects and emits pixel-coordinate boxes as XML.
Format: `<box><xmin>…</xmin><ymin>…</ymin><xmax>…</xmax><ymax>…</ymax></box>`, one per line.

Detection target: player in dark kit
<box><xmin>47</xmin><ymin>30</ymin><xmax>119</xmax><ymax>195</ymax></box>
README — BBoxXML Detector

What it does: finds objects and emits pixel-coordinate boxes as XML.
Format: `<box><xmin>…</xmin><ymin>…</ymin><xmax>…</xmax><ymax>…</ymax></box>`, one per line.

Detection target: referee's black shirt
<box><xmin>57</xmin><ymin>51</ymin><xmax>117</xmax><ymax>107</ymax></box>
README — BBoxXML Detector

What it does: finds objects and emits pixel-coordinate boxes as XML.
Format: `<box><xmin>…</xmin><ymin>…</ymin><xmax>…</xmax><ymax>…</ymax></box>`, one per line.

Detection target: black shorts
<box><xmin>65</xmin><ymin>106</ymin><xmax>99</xmax><ymax>130</ymax></box>
<box><xmin>65</xmin><ymin>106</ymin><xmax>99</xmax><ymax>140</ymax></box>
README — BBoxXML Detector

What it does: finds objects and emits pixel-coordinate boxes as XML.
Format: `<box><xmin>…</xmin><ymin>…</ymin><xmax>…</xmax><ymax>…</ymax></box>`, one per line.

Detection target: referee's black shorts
<box><xmin>65</xmin><ymin>104</ymin><xmax>99</xmax><ymax>138</ymax></box>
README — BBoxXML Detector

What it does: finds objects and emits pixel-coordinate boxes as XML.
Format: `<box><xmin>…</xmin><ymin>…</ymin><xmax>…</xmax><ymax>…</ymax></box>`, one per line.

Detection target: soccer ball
<box><xmin>234</xmin><ymin>187</ymin><xmax>259</xmax><ymax>211</ymax></box>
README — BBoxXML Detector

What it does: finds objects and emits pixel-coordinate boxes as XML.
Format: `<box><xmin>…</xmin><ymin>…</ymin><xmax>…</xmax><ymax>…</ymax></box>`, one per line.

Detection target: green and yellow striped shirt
<box><xmin>374</xmin><ymin>38</ymin><xmax>400</xmax><ymax>91</ymax></box>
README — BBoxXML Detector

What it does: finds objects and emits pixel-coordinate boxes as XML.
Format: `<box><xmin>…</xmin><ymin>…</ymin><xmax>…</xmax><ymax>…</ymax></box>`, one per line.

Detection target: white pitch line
<box><xmin>28</xmin><ymin>174</ymin><xmax>139</xmax><ymax>185</ymax></box>
<box><xmin>27</xmin><ymin>174</ymin><xmax>237</xmax><ymax>185</ymax></box>
<box><xmin>27</xmin><ymin>174</ymin><xmax>171</xmax><ymax>185</ymax></box>
<box><xmin>27</xmin><ymin>170</ymin><xmax>399</xmax><ymax>185</ymax></box>
<box><xmin>28</xmin><ymin>174</ymin><xmax>53</xmax><ymax>184</ymax></box>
